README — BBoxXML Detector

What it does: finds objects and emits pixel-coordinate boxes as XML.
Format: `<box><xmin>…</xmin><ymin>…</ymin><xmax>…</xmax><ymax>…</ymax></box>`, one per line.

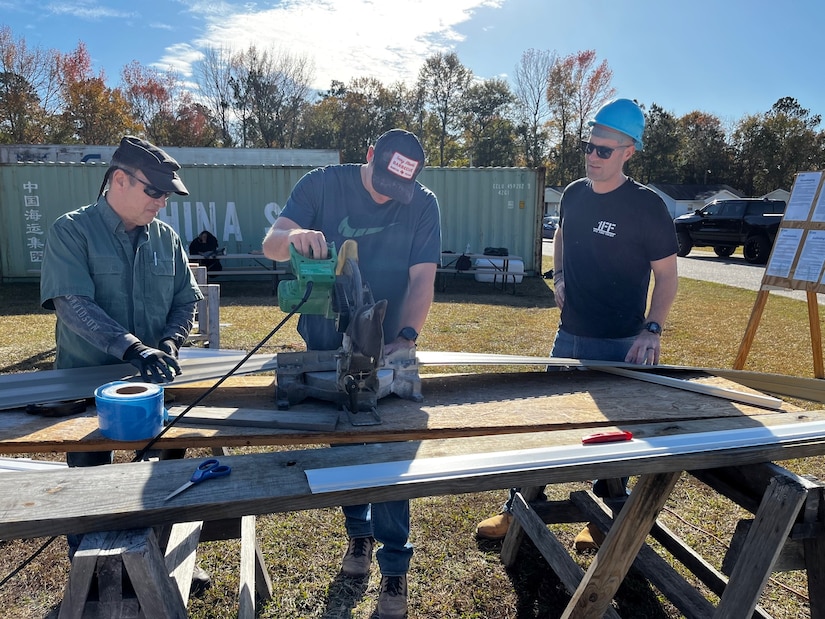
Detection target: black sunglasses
<box><xmin>580</xmin><ymin>140</ymin><xmax>629</xmax><ymax>160</ymax></box>
<box><xmin>120</xmin><ymin>168</ymin><xmax>171</xmax><ymax>199</ymax></box>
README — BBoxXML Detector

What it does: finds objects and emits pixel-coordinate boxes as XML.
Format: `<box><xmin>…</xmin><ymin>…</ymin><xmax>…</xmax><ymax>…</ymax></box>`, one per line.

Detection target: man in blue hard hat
<box><xmin>476</xmin><ymin>99</ymin><xmax>678</xmax><ymax>548</ymax></box>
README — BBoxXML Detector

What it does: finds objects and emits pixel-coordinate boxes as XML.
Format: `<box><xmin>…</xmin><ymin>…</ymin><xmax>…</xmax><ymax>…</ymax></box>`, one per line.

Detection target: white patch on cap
<box><xmin>387</xmin><ymin>151</ymin><xmax>418</xmax><ymax>180</ymax></box>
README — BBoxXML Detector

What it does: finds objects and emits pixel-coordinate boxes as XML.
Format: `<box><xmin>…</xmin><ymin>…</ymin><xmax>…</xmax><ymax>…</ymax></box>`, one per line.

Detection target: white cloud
<box><xmin>170</xmin><ymin>0</ymin><xmax>503</xmax><ymax>89</ymax></box>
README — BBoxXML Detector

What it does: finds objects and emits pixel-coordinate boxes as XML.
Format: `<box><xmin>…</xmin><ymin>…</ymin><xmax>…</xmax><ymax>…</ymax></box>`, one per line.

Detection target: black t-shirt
<box><xmin>559</xmin><ymin>178</ymin><xmax>677</xmax><ymax>338</ymax></box>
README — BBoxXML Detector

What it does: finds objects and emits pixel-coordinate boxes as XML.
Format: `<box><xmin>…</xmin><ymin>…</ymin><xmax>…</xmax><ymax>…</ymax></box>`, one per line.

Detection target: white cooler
<box><xmin>473</xmin><ymin>257</ymin><xmax>524</xmax><ymax>283</ymax></box>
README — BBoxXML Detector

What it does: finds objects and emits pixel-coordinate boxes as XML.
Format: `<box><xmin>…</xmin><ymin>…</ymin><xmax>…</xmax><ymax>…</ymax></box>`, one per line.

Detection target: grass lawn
<box><xmin>0</xmin><ymin>262</ymin><xmax>823</xmax><ymax>618</ymax></box>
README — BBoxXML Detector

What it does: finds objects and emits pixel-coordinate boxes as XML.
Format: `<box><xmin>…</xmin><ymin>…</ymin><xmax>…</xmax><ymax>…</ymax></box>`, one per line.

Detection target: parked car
<box><xmin>542</xmin><ymin>215</ymin><xmax>558</xmax><ymax>239</ymax></box>
<box><xmin>673</xmin><ymin>198</ymin><xmax>786</xmax><ymax>264</ymax></box>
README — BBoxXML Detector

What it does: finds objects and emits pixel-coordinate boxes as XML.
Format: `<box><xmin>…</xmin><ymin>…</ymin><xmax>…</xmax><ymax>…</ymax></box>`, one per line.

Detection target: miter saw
<box><xmin>275</xmin><ymin>239</ymin><xmax>422</xmax><ymax>425</ymax></box>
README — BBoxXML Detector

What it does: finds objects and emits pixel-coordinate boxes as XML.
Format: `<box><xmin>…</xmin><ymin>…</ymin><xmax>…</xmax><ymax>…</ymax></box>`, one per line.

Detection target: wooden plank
<box><xmin>0</xmin><ymin>371</ymin><xmax>801</xmax><ymax>454</ymax></box>
<box><xmin>734</xmin><ymin>289</ymin><xmax>770</xmax><ymax>370</ymax></box>
<box><xmin>561</xmin><ymin>471</ymin><xmax>681</xmax><ymax>619</ymax></box>
<box><xmin>58</xmin><ymin>543</ymin><xmax>98</xmax><ymax>619</ymax></box>
<box><xmin>120</xmin><ymin>528</ymin><xmax>188</xmax><ymax>619</ymax></box>
<box><xmin>570</xmin><ymin>490</ymin><xmax>718</xmax><ymax>619</ymax></box>
<box><xmin>5</xmin><ymin>412</ymin><xmax>825</xmax><ymax>541</ymax></box>
<box><xmin>808</xmin><ymin>290</ymin><xmax>824</xmax><ymax>378</ymax></box>
<box><xmin>500</xmin><ymin>486</ymin><xmax>543</xmax><ymax>566</ymax></box>
<box><xmin>168</xmin><ymin>406</ymin><xmax>340</xmax><ymax>432</ymax></box>
<box><xmin>254</xmin><ymin>537</ymin><xmax>274</xmax><ymax>604</ymax></box>
<box><xmin>239</xmin><ymin>515</ymin><xmax>257</xmax><ymax>619</ymax></box>
<box><xmin>804</xmin><ymin>535</ymin><xmax>825</xmax><ymax>619</ymax></box>
<box><xmin>164</xmin><ymin>521</ymin><xmax>203</xmax><ymax>605</ymax></box>
<box><xmin>509</xmin><ymin>492</ymin><xmax>621</xmax><ymax>619</ymax></box>
<box><xmin>592</xmin><ymin>366</ymin><xmax>782</xmax><ymax>409</ymax></box>
<box><xmin>714</xmin><ymin>475</ymin><xmax>808</xmax><ymax>618</ymax></box>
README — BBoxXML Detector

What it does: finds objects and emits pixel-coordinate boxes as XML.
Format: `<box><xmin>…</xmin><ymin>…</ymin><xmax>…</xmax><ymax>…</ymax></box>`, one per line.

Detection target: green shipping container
<box><xmin>0</xmin><ymin>163</ymin><xmax>543</xmax><ymax>281</ymax></box>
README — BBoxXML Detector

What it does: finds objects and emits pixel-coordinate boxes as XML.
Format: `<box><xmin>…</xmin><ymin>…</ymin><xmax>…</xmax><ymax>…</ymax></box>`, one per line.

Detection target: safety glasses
<box><xmin>580</xmin><ymin>140</ymin><xmax>629</xmax><ymax>160</ymax></box>
<box><xmin>120</xmin><ymin>168</ymin><xmax>171</xmax><ymax>200</ymax></box>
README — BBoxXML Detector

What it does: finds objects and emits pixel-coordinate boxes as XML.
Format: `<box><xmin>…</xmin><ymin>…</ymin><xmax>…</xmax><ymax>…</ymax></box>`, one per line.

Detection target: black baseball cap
<box><xmin>370</xmin><ymin>129</ymin><xmax>425</xmax><ymax>204</ymax></box>
<box><xmin>111</xmin><ymin>136</ymin><xmax>189</xmax><ymax>195</ymax></box>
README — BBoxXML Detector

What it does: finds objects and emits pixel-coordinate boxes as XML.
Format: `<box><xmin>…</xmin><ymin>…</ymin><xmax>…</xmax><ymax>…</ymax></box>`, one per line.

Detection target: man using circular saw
<box><xmin>263</xmin><ymin>128</ymin><xmax>441</xmax><ymax>618</ymax></box>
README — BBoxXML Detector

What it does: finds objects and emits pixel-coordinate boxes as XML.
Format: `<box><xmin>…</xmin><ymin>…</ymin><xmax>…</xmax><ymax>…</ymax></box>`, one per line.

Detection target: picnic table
<box><xmin>437</xmin><ymin>252</ymin><xmax>524</xmax><ymax>293</ymax></box>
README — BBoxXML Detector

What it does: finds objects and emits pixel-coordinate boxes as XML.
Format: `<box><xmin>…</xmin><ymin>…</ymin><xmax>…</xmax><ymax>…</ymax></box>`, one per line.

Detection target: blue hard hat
<box><xmin>587</xmin><ymin>99</ymin><xmax>645</xmax><ymax>151</ymax></box>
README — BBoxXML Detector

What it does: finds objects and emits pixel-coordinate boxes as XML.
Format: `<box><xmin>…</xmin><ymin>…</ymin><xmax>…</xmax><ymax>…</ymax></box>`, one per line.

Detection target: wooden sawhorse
<box><xmin>58</xmin><ymin>516</ymin><xmax>272</xmax><ymax>618</ymax></box>
<box><xmin>502</xmin><ymin>463</ymin><xmax>825</xmax><ymax>618</ymax></box>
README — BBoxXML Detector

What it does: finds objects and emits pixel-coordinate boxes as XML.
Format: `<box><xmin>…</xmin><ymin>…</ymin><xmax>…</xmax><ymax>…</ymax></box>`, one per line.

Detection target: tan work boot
<box><xmin>377</xmin><ymin>574</ymin><xmax>408</xmax><ymax>618</ymax></box>
<box><xmin>573</xmin><ymin>522</ymin><xmax>605</xmax><ymax>551</ymax></box>
<box><xmin>341</xmin><ymin>536</ymin><xmax>375</xmax><ymax>577</ymax></box>
<box><xmin>475</xmin><ymin>512</ymin><xmax>512</xmax><ymax>540</ymax></box>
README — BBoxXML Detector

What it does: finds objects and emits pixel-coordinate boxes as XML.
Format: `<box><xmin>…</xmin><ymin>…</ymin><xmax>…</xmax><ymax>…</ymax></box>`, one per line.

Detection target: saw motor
<box><xmin>275</xmin><ymin>240</ymin><xmax>421</xmax><ymax>424</ymax></box>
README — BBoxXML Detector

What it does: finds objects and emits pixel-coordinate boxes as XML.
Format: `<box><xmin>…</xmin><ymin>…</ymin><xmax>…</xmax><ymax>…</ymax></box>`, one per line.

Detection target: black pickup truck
<box><xmin>673</xmin><ymin>198</ymin><xmax>786</xmax><ymax>264</ymax></box>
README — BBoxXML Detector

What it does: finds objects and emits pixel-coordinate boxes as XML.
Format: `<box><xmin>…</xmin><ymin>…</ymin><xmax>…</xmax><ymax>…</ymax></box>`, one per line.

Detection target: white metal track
<box><xmin>2</xmin><ymin>348</ymin><xmax>818</xmax><ymax>410</ymax></box>
<box><xmin>0</xmin><ymin>349</ymin><xmax>278</xmax><ymax>411</ymax></box>
<box><xmin>305</xmin><ymin>419</ymin><xmax>825</xmax><ymax>494</ymax></box>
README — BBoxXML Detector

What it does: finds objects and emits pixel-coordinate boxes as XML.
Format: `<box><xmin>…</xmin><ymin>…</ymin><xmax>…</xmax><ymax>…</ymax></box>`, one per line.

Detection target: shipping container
<box><xmin>0</xmin><ymin>163</ymin><xmax>543</xmax><ymax>281</ymax></box>
<box><xmin>0</xmin><ymin>144</ymin><xmax>340</xmax><ymax>166</ymax></box>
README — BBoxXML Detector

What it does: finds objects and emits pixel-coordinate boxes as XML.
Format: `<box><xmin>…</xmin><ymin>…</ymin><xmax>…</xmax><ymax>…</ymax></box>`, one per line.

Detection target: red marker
<box><xmin>582</xmin><ymin>430</ymin><xmax>633</xmax><ymax>445</ymax></box>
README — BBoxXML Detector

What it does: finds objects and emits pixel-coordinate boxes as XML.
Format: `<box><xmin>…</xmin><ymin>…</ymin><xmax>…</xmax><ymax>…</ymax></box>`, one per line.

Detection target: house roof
<box><xmin>648</xmin><ymin>183</ymin><xmax>743</xmax><ymax>201</ymax></box>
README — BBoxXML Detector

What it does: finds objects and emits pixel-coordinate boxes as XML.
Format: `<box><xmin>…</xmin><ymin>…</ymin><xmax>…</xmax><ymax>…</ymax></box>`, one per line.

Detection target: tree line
<box><xmin>1</xmin><ymin>25</ymin><xmax>823</xmax><ymax>196</ymax></box>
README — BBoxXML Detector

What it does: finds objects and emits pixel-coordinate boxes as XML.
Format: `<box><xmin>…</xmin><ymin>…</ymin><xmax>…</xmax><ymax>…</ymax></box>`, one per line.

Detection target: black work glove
<box><xmin>158</xmin><ymin>338</ymin><xmax>180</xmax><ymax>359</ymax></box>
<box><xmin>123</xmin><ymin>342</ymin><xmax>181</xmax><ymax>383</ymax></box>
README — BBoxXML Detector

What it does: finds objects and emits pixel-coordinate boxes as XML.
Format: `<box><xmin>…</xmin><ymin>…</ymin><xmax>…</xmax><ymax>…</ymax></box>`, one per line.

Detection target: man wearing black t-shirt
<box><xmin>476</xmin><ymin>99</ymin><xmax>678</xmax><ymax>546</ymax></box>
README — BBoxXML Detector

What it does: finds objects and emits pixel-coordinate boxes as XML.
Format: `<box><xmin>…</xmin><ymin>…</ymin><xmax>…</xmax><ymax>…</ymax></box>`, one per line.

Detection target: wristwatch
<box><xmin>398</xmin><ymin>326</ymin><xmax>419</xmax><ymax>342</ymax></box>
<box><xmin>643</xmin><ymin>321</ymin><xmax>662</xmax><ymax>335</ymax></box>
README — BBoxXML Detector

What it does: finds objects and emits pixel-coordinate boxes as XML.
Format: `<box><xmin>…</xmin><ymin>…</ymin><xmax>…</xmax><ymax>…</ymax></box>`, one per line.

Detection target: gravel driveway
<box><xmin>542</xmin><ymin>240</ymin><xmax>822</xmax><ymax>304</ymax></box>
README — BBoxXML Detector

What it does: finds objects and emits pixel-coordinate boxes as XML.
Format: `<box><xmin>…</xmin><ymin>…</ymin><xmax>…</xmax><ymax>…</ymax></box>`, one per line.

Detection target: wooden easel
<box><xmin>734</xmin><ymin>171</ymin><xmax>825</xmax><ymax>378</ymax></box>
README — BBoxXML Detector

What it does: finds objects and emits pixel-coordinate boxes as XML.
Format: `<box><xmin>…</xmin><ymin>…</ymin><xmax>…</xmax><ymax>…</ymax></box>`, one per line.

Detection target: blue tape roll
<box><xmin>95</xmin><ymin>381</ymin><xmax>165</xmax><ymax>441</ymax></box>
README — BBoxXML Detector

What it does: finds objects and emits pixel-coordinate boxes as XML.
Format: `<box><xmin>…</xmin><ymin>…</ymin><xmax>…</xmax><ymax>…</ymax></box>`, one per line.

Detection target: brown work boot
<box><xmin>573</xmin><ymin>522</ymin><xmax>606</xmax><ymax>551</ymax></box>
<box><xmin>475</xmin><ymin>511</ymin><xmax>512</xmax><ymax>540</ymax></box>
<box><xmin>377</xmin><ymin>574</ymin><xmax>408</xmax><ymax>618</ymax></box>
<box><xmin>341</xmin><ymin>536</ymin><xmax>374</xmax><ymax>577</ymax></box>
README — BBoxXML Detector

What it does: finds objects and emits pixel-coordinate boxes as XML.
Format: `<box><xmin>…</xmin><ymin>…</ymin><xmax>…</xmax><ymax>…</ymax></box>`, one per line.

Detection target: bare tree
<box><xmin>193</xmin><ymin>46</ymin><xmax>238</xmax><ymax>146</ymax></box>
<box><xmin>0</xmin><ymin>26</ymin><xmax>62</xmax><ymax>142</ymax></box>
<box><xmin>417</xmin><ymin>52</ymin><xmax>472</xmax><ymax>166</ymax></box>
<box><xmin>513</xmin><ymin>48</ymin><xmax>555</xmax><ymax>167</ymax></box>
<box><xmin>228</xmin><ymin>45</ymin><xmax>314</xmax><ymax>148</ymax></box>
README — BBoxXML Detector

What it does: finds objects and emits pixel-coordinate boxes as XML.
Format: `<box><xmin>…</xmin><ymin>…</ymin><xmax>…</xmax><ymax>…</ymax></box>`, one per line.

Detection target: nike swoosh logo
<box><xmin>338</xmin><ymin>216</ymin><xmax>395</xmax><ymax>238</ymax></box>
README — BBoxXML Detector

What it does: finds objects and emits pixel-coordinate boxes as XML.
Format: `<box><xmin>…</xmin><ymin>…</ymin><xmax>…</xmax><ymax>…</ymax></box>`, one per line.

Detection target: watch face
<box><xmin>400</xmin><ymin>327</ymin><xmax>418</xmax><ymax>341</ymax></box>
<box><xmin>645</xmin><ymin>322</ymin><xmax>662</xmax><ymax>335</ymax></box>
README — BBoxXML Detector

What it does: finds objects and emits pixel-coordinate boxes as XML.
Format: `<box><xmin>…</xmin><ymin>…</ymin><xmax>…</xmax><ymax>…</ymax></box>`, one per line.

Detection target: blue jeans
<box><xmin>343</xmin><ymin>501</ymin><xmax>412</xmax><ymax>576</ymax></box>
<box><xmin>501</xmin><ymin>328</ymin><xmax>634</xmax><ymax>512</ymax></box>
<box><xmin>548</xmin><ymin>328</ymin><xmax>636</xmax><ymax>365</ymax></box>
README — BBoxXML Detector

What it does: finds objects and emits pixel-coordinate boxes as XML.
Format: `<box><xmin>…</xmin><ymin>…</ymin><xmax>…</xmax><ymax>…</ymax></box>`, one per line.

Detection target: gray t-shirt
<box><xmin>280</xmin><ymin>164</ymin><xmax>441</xmax><ymax>349</ymax></box>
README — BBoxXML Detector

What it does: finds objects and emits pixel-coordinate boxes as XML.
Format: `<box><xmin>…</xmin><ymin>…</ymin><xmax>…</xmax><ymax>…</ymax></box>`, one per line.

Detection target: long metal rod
<box><xmin>0</xmin><ymin>350</ymin><xmax>278</xmax><ymax>411</ymax></box>
<box><xmin>3</xmin><ymin>349</ymin><xmax>818</xmax><ymax>411</ymax></box>
<box><xmin>591</xmin><ymin>366</ymin><xmax>782</xmax><ymax>410</ymax></box>
<box><xmin>304</xmin><ymin>419</ymin><xmax>825</xmax><ymax>494</ymax></box>
<box><xmin>415</xmin><ymin>351</ymin><xmax>825</xmax><ymax>403</ymax></box>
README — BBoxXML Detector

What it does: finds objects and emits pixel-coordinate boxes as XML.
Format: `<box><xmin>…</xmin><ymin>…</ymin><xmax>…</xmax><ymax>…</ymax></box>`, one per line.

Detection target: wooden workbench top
<box><xmin>0</xmin><ymin>369</ymin><xmax>799</xmax><ymax>453</ymax></box>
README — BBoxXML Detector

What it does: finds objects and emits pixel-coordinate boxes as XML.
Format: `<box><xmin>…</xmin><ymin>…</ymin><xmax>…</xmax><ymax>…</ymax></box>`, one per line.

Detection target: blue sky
<box><xmin>2</xmin><ymin>0</ymin><xmax>822</xmax><ymax>128</ymax></box>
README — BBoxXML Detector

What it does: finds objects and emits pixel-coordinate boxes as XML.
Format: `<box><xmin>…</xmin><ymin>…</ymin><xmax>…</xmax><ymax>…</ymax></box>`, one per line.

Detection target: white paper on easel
<box><xmin>766</xmin><ymin>228</ymin><xmax>804</xmax><ymax>278</ymax></box>
<box><xmin>786</xmin><ymin>171</ymin><xmax>822</xmax><ymax>221</ymax></box>
<box><xmin>794</xmin><ymin>230</ymin><xmax>825</xmax><ymax>282</ymax></box>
